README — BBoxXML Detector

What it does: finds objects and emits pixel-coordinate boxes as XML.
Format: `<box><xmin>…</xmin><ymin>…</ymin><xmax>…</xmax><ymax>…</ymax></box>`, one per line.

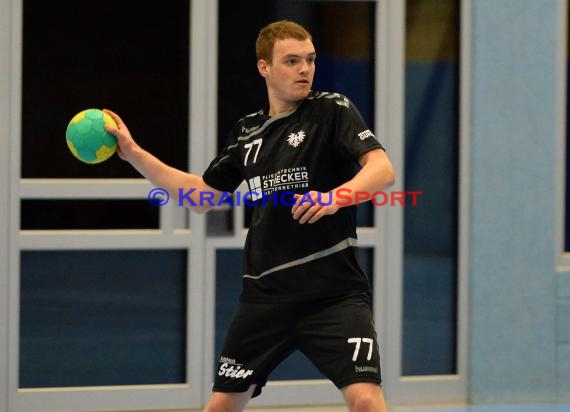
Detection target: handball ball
<box><xmin>66</xmin><ymin>108</ymin><xmax>118</xmax><ymax>164</ymax></box>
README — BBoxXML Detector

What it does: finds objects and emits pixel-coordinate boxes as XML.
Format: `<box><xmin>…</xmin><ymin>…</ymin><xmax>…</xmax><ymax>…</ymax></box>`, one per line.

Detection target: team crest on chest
<box><xmin>287</xmin><ymin>130</ymin><xmax>306</xmax><ymax>148</ymax></box>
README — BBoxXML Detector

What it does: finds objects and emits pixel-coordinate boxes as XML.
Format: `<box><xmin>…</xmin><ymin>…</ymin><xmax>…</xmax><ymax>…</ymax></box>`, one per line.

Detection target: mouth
<box><xmin>295</xmin><ymin>79</ymin><xmax>310</xmax><ymax>85</ymax></box>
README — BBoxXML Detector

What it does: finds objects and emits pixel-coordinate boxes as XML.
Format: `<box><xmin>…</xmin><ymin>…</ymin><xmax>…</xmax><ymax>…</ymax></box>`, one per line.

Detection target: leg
<box><xmin>211</xmin><ymin>302</ymin><xmax>296</xmax><ymax>409</ymax></box>
<box><xmin>204</xmin><ymin>385</ymin><xmax>256</xmax><ymax>412</ymax></box>
<box><xmin>297</xmin><ymin>295</ymin><xmax>385</xmax><ymax>411</ymax></box>
<box><xmin>342</xmin><ymin>382</ymin><xmax>388</xmax><ymax>412</ymax></box>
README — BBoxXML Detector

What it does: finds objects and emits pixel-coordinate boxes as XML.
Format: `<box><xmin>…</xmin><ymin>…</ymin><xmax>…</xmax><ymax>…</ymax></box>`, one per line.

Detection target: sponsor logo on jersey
<box><xmin>218</xmin><ymin>356</ymin><xmax>254</xmax><ymax>380</ymax></box>
<box><xmin>246</xmin><ymin>166</ymin><xmax>310</xmax><ymax>200</ymax></box>
<box><xmin>287</xmin><ymin>130</ymin><xmax>306</xmax><ymax>148</ymax></box>
<box><xmin>247</xmin><ymin>176</ymin><xmax>263</xmax><ymax>200</ymax></box>
<box><xmin>358</xmin><ymin>129</ymin><xmax>375</xmax><ymax>140</ymax></box>
<box><xmin>355</xmin><ymin>365</ymin><xmax>379</xmax><ymax>374</ymax></box>
<box><xmin>242</xmin><ymin>124</ymin><xmax>260</xmax><ymax>134</ymax></box>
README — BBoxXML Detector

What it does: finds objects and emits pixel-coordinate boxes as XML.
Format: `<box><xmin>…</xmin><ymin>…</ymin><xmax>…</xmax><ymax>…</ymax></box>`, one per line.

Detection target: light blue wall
<box><xmin>469</xmin><ymin>0</ymin><xmax>565</xmax><ymax>403</ymax></box>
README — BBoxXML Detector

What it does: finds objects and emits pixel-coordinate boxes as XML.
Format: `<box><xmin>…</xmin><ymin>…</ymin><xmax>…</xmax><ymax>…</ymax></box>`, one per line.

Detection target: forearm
<box><xmin>291</xmin><ymin>149</ymin><xmax>395</xmax><ymax>223</ymax></box>
<box><xmin>332</xmin><ymin>149</ymin><xmax>395</xmax><ymax>206</ymax></box>
<box><xmin>127</xmin><ymin>145</ymin><xmax>199</xmax><ymax>194</ymax></box>
<box><xmin>103</xmin><ymin>109</ymin><xmax>218</xmax><ymax>213</ymax></box>
<box><xmin>127</xmin><ymin>146</ymin><xmax>215</xmax><ymax>213</ymax></box>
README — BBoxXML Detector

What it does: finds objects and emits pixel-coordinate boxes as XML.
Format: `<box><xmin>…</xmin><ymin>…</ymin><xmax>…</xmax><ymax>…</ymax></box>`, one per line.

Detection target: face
<box><xmin>258</xmin><ymin>37</ymin><xmax>316</xmax><ymax>110</ymax></box>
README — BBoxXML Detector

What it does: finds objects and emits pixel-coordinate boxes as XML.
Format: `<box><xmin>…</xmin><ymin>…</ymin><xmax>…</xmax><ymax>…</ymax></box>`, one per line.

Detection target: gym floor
<box><xmin>239</xmin><ymin>404</ymin><xmax>570</xmax><ymax>412</ymax></box>
<box><xmin>390</xmin><ymin>405</ymin><xmax>570</xmax><ymax>412</ymax></box>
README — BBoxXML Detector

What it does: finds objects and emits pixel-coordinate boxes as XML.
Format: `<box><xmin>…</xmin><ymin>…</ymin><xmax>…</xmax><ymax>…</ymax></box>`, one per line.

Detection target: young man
<box><xmin>105</xmin><ymin>20</ymin><xmax>394</xmax><ymax>412</ymax></box>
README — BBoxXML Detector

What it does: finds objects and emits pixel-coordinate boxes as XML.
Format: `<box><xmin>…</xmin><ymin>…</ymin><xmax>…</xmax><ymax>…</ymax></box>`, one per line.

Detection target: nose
<box><xmin>299</xmin><ymin>59</ymin><xmax>309</xmax><ymax>74</ymax></box>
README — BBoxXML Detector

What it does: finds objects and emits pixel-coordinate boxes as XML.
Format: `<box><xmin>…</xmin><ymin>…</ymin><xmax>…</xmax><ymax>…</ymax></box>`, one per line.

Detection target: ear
<box><xmin>257</xmin><ymin>59</ymin><xmax>270</xmax><ymax>78</ymax></box>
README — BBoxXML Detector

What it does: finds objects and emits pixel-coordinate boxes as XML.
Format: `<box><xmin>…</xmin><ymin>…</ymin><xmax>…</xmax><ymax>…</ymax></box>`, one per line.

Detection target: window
<box><xmin>19</xmin><ymin>0</ymin><xmax>192</xmax><ymax>391</ymax></box>
<box><xmin>22</xmin><ymin>0</ymin><xmax>189</xmax><ymax>179</ymax></box>
<box><xmin>20</xmin><ymin>250</ymin><xmax>187</xmax><ymax>387</ymax></box>
<box><xmin>402</xmin><ymin>0</ymin><xmax>460</xmax><ymax>375</ymax></box>
<box><xmin>564</xmin><ymin>1</ymin><xmax>570</xmax><ymax>252</ymax></box>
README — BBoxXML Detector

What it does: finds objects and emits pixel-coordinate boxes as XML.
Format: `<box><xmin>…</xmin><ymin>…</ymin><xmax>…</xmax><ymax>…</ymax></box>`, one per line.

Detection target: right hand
<box><xmin>103</xmin><ymin>109</ymin><xmax>140</xmax><ymax>161</ymax></box>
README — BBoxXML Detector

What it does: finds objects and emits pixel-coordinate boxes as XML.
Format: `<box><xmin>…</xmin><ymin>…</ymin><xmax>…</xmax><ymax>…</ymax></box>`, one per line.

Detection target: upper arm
<box><xmin>358</xmin><ymin>148</ymin><xmax>390</xmax><ymax>168</ymax></box>
<box><xmin>358</xmin><ymin>148</ymin><xmax>396</xmax><ymax>187</ymax></box>
<box><xmin>198</xmin><ymin>178</ymin><xmax>225</xmax><ymax>201</ymax></box>
<box><xmin>192</xmin><ymin>177</ymin><xmax>227</xmax><ymax>214</ymax></box>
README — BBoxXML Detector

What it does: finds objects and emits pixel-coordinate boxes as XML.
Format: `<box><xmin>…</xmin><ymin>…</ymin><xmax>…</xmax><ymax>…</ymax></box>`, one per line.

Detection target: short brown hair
<box><xmin>255</xmin><ymin>20</ymin><xmax>312</xmax><ymax>62</ymax></box>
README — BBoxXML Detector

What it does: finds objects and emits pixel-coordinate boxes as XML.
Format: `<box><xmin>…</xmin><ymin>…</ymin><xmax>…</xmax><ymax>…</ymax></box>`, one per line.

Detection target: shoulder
<box><xmin>230</xmin><ymin>109</ymin><xmax>266</xmax><ymax>137</ymax></box>
<box><xmin>305</xmin><ymin>91</ymin><xmax>352</xmax><ymax>110</ymax></box>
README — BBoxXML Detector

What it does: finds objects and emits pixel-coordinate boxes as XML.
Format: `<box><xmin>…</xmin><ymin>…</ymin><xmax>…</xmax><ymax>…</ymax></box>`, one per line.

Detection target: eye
<box><xmin>307</xmin><ymin>56</ymin><xmax>316</xmax><ymax>64</ymax></box>
<box><xmin>286</xmin><ymin>58</ymin><xmax>298</xmax><ymax>65</ymax></box>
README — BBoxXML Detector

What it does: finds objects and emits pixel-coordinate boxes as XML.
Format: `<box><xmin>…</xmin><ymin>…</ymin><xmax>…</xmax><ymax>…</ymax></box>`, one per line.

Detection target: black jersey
<box><xmin>203</xmin><ymin>91</ymin><xmax>384</xmax><ymax>303</ymax></box>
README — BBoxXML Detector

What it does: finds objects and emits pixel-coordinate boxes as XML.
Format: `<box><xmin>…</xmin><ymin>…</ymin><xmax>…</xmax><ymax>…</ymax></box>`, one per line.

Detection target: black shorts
<box><xmin>213</xmin><ymin>293</ymin><xmax>382</xmax><ymax>398</ymax></box>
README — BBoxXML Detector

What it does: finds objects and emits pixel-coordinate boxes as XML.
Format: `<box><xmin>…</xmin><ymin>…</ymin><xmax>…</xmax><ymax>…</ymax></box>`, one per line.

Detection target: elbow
<box><xmin>385</xmin><ymin>168</ymin><xmax>396</xmax><ymax>188</ymax></box>
<box><xmin>377</xmin><ymin>163</ymin><xmax>395</xmax><ymax>190</ymax></box>
<box><xmin>191</xmin><ymin>205</ymin><xmax>212</xmax><ymax>214</ymax></box>
<box><xmin>365</xmin><ymin>149</ymin><xmax>395</xmax><ymax>190</ymax></box>
<box><xmin>175</xmin><ymin>197</ymin><xmax>212</xmax><ymax>214</ymax></box>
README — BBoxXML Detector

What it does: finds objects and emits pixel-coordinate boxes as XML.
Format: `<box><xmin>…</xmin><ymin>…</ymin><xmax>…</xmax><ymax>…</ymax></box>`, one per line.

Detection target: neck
<box><xmin>267</xmin><ymin>93</ymin><xmax>301</xmax><ymax>117</ymax></box>
<box><xmin>268</xmin><ymin>101</ymin><xmax>298</xmax><ymax>117</ymax></box>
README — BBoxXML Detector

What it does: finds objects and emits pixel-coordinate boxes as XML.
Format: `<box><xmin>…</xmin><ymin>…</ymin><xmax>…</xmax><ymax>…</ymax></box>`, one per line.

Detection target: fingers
<box><xmin>292</xmin><ymin>195</ymin><xmax>317</xmax><ymax>224</ymax></box>
<box><xmin>103</xmin><ymin>108</ymin><xmax>122</xmax><ymax>125</ymax></box>
<box><xmin>292</xmin><ymin>192</ymin><xmax>338</xmax><ymax>224</ymax></box>
<box><xmin>101</xmin><ymin>109</ymin><xmax>136</xmax><ymax>161</ymax></box>
<box><xmin>103</xmin><ymin>108</ymin><xmax>128</xmax><ymax>135</ymax></box>
<box><xmin>103</xmin><ymin>110</ymin><xmax>119</xmax><ymax>133</ymax></box>
<box><xmin>102</xmin><ymin>109</ymin><xmax>132</xmax><ymax>143</ymax></box>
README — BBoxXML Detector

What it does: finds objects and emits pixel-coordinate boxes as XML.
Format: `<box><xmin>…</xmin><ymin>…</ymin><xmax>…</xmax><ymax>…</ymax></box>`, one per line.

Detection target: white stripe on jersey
<box><xmin>243</xmin><ymin>237</ymin><xmax>358</xmax><ymax>280</ymax></box>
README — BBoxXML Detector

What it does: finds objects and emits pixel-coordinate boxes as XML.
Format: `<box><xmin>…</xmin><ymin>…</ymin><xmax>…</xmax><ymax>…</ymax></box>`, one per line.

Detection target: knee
<box><xmin>344</xmin><ymin>386</ymin><xmax>388</xmax><ymax>412</ymax></box>
<box><xmin>203</xmin><ymin>402</ymin><xmax>228</xmax><ymax>412</ymax></box>
<box><xmin>347</xmin><ymin>394</ymin><xmax>378</xmax><ymax>412</ymax></box>
<box><xmin>203</xmin><ymin>385</ymin><xmax>256</xmax><ymax>412</ymax></box>
<box><xmin>203</xmin><ymin>401</ymin><xmax>238</xmax><ymax>412</ymax></box>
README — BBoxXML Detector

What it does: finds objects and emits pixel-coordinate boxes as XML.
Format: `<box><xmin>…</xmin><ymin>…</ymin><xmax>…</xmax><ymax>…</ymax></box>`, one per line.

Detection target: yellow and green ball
<box><xmin>66</xmin><ymin>109</ymin><xmax>118</xmax><ymax>164</ymax></box>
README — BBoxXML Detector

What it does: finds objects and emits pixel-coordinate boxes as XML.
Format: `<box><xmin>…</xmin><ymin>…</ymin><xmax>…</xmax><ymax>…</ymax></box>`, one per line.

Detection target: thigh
<box><xmin>297</xmin><ymin>294</ymin><xmax>382</xmax><ymax>390</ymax></box>
<box><xmin>213</xmin><ymin>301</ymin><xmax>296</xmax><ymax>398</ymax></box>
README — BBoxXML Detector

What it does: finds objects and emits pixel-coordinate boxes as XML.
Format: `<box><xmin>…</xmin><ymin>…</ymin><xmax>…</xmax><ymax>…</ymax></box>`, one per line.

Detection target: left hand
<box><xmin>291</xmin><ymin>191</ymin><xmax>340</xmax><ymax>224</ymax></box>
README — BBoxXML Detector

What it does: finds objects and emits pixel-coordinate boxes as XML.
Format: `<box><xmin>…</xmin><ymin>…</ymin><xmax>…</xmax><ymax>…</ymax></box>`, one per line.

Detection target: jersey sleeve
<box><xmin>332</xmin><ymin>95</ymin><xmax>384</xmax><ymax>162</ymax></box>
<box><xmin>202</xmin><ymin>127</ymin><xmax>244</xmax><ymax>193</ymax></box>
